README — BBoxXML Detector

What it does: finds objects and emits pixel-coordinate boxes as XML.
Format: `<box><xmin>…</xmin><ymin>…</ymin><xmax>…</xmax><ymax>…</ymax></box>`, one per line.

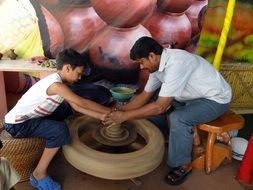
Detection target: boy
<box><xmin>4</xmin><ymin>48</ymin><xmax>111</xmax><ymax>190</ymax></box>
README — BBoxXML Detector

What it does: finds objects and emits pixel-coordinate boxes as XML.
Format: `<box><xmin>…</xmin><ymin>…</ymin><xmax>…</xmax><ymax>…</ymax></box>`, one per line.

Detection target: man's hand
<box><xmin>103</xmin><ymin>110</ymin><xmax>126</xmax><ymax>125</ymax></box>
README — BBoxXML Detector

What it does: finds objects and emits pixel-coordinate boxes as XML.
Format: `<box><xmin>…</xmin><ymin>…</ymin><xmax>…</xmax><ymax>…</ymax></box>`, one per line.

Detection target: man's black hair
<box><xmin>56</xmin><ymin>48</ymin><xmax>89</xmax><ymax>70</ymax></box>
<box><xmin>130</xmin><ymin>36</ymin><xmax>163</xmax><ymax>60</ymax></box>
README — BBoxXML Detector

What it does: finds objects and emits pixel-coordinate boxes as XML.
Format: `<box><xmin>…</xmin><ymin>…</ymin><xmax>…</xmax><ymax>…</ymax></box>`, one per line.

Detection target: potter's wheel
<box><xmin>63</xmin><ymin>116</ymin><xmax>165</xmax><ymax>179</ymax></box>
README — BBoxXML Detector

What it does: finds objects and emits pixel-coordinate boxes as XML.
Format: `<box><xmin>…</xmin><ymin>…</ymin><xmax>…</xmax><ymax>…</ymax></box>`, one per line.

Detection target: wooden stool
<box><xmin>192</xmin><ymin>110</ymin><xmax>245</xmax><ymax>174</ymax></box>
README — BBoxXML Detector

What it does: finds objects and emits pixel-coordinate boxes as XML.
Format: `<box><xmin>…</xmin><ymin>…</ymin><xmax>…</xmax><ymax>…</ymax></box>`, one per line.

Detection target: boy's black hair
<box><xmin>130</xmin><ymin>36</ymin><xmax>163</xmax><ymax>60</ymax></box>
<box><xmin>56</xmin><ymin>48</ymin><xmax>89</xmax><ymax>70</ymax></box>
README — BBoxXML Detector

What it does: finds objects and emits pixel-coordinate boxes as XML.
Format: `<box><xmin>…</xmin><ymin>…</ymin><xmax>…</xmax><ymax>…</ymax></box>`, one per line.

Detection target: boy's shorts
<box><xmin>4</xmin><ymin>101</ymin><xmax>72</xmax><ymax>148</ymax></box>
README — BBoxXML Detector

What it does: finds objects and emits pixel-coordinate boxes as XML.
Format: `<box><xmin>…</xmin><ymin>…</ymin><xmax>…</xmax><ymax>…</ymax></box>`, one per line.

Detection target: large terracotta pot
<box><xmin>40</xmin><ymin>6</ymin><xmax>65</xmax><ymax>58</ymax></box>
<box><xmin>4</xmin><ymin>72</ymin><xmax>38</xmax><ymax>94</ymax></box>
<box><xmin>185</xmin><ymin>0</ymin><xmax>208</xmax><ymax>36</ymax></box>
<box><xmin>54</xmin><ymin>6</ymin><xmax>106</xmax><ymax>53</ymax></box>
<box><xmin>184</xmin><ymin>33</ymin><xmax>200</xmax><ymax>53</ymax></box>
<box><xmin>89</xmin><ymin>25</ymin><xmax>151</xmax><ymax>83</ymax></box>
<box><xmin>143</xmin><ymin>11</ymin><xmax>192</xmax><ymax>48</ymax></box>
<box><xmin>91</xmin><ymin>0</ymin><xmax>156</xmax><ymax>28</ymax></box>
<box><xmin>157</xmin><ymin>0</ymin><xmax>194</xmax><ymax>13</ymax></box>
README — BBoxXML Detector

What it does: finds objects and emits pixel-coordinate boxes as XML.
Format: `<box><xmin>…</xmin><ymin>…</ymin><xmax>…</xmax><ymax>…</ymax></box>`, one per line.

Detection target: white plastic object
<box><xmin>231</xmin><ymin>137</ymin><xmax>248</xmax><ymax>161</ymax></box>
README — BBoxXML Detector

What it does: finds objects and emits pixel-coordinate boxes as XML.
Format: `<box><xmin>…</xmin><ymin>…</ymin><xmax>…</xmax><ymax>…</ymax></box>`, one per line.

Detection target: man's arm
<box><xmin>47</xmin><ymin>82</ymin><xmax>111</xmax><ymax>114</ymax></box>
<box><xmin>120</xmin><ymin>90</ymin><xmax>155</xmax><ymax>111</ymax></box>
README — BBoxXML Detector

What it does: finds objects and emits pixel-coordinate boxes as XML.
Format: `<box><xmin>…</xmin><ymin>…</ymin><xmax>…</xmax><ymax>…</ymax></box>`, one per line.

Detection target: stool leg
<box><xmin>205</xmin><ymin>132</ymin><xmax>217</xmax><ymax>174</ymax></box>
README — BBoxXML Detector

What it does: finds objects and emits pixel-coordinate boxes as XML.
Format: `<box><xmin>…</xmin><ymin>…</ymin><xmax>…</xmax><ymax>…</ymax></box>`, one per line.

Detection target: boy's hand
<box><xmin>100</xmin><ymin>113</ymin><xmax>107</xmax><ymax>121</ymax></box>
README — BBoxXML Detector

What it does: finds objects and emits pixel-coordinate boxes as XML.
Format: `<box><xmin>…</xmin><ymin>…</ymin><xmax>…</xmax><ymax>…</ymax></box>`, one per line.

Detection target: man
<box><xmin>104</xmin><ymin>37</ymin><xmax>231</xmax><ymax>185</ymax></box>
<box><xmin>4</xmin><ymin>48</ymin><xmax>111</xmax><ymax>190</ymax></box>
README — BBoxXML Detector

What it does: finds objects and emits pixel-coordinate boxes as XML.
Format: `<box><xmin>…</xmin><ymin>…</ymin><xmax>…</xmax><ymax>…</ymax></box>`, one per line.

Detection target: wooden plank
<box><xmin>0</xmin><ymin>59</ymin><xmax>56</xmax><ymax>72</ymax></box>
<box><xmin>0</xmin><ymin>72</ymin><xmax>7</xmax><ymax>118</ymax></box>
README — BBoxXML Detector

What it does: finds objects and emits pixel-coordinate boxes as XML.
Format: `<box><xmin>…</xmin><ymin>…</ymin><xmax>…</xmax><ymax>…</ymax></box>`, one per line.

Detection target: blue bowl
<box><xmin>110</xmin><ymin>87</ymin><xmax>136</xmax><ymax>102</ymax></box>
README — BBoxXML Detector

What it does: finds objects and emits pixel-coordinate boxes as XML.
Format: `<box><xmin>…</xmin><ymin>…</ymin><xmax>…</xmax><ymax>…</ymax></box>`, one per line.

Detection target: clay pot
<box><xmin>3</xmin><ymin>72</ymin><xmax>39</xmax><ymax>94</ymax></box>
<box><xmin>89</xmin><ymin>25</ymin><xmax>151</xmax><ymax>83</ymax></box>
<box><xmin>185</xmin><ymin>0</ymin><xmax>208</xmax><ymax>36</ymax></box>
<box><xmin>184</xmin><ymin>34</ymin><xmax>200</xmax><ymax>53</ymax></box>
<box><xmin>40</xmin><ymin>6</ymin><xmax>64</xmax><ymax>58</ymax></box>
<box><xmin>157</xmin><ymin>0</ymin><xmax>194</xmax><ymax>14</ymax></box>
<box><xmin>4</xmin><ymin>72</ymin><xmax>24</xmax><ymax>94</ymax></box>
<box><xmin>143</xmin><ymin>10</ymin><xmax>192</xmax><ymax>48</ymax></box>
<box><xmin>54</xmin><ymin>6</ymin><xmax>106</xmax><ymax>53</ymax></box>
<box><xmin>91</xmin><ymin>0</ymin><xmax>156</xmax><ymax>28</ymax></box>
<box><xmin>8</xmin><ymin>49</ymin><xmax>18</xmax><ymax>60</ymax></box>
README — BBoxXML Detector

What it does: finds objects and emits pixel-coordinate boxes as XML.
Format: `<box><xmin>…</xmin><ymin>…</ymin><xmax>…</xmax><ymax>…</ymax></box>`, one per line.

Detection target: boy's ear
<box><xmin>63</xmin><ymin>64</ymin><xmax>71</xmax><ymax>72</ymax></box>
<box><xmin>149</xmin><ymin>52</ymin><xmax>156</xmax><ymax>59</ymax></box>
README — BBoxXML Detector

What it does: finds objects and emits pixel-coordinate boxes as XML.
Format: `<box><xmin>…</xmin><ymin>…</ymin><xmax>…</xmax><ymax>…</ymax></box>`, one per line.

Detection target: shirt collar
<box><xmin>158</xmin><ymin>48</ymin><xmax>170</xmax><ymax>72</ymax></box>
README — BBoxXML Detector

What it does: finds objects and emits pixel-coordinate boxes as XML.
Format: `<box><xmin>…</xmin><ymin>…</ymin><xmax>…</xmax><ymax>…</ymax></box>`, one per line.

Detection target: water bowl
<box><xmin>110</xmin><ymin>86</ymin><xmax>136</xmax><ymax>102</ymax></box>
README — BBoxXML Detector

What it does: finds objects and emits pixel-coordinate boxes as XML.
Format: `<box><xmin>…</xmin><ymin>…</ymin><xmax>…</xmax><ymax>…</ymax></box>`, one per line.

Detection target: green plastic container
<box><xmin>110</xmin><ymin>87</ymin><xmax>136</xmax><ymax>102</ymax></box>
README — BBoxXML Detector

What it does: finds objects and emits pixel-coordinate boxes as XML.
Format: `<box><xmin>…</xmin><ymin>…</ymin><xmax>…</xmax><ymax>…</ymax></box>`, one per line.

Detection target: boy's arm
<box><xmin>69</xmin><ymin>102</ymin><xmax>107</xmax><ymax>121</ymax></box>
<box><xmin>47</xmin><ymin>82</ymin><xmax>111</xmax><ymax>114</ymax></box>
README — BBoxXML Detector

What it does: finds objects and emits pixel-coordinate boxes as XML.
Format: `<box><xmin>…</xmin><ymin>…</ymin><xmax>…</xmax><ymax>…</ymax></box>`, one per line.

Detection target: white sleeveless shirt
<box><xmin>5</xmin><ymin>73</ymin><xmax>64</xmax><ymax>124</ymax></box>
